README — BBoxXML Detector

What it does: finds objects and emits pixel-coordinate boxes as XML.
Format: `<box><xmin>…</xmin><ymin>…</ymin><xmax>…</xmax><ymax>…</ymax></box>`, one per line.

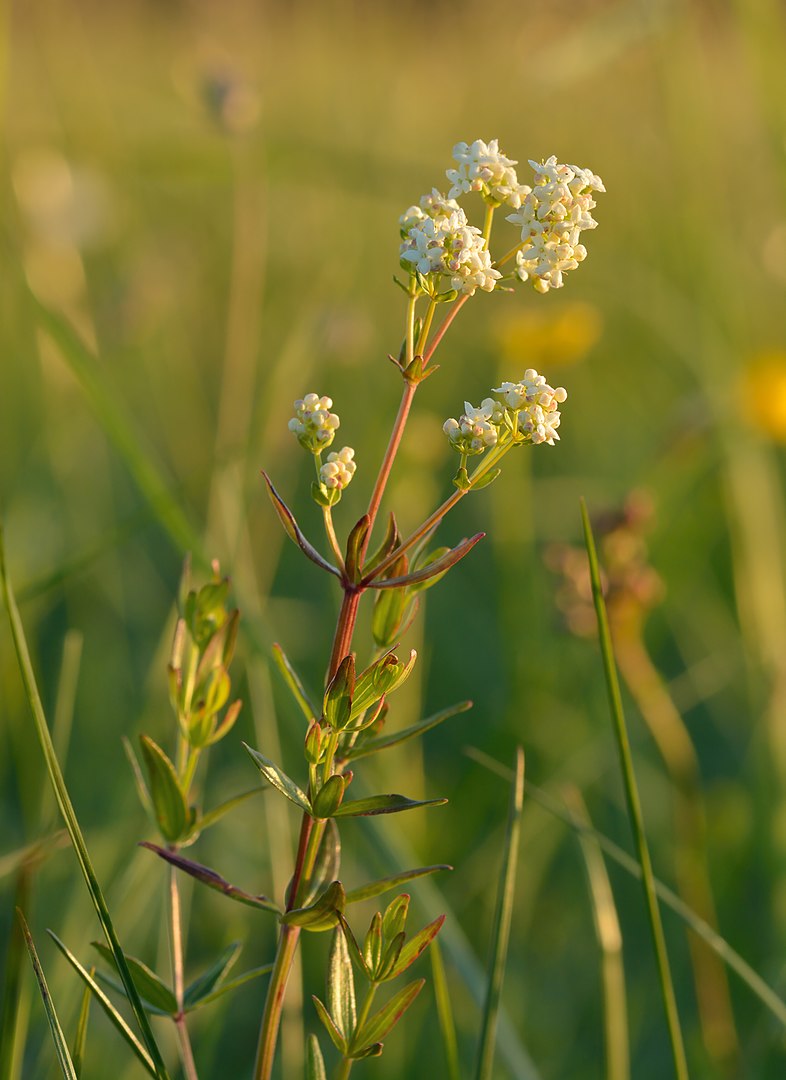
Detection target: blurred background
<box><xmin>3</xmin><ymin>0</ymin><xmax>786</xmax><ymax>1076</ymax></box>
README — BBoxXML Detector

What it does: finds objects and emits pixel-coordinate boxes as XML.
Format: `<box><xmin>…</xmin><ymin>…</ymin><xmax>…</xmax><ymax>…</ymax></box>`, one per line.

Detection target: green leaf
<box><xmin>352</xmin><ymin>979</ymin><xmax>424</xmax><ymax>1053</ymax></box>
<box><xmin>71</xmin><ymin>969</ymin><xmax>93</xmax><ymax>1077</ymax></box>
<box><xmin>362</xmin><ymin>913</ymin><xmax>384</xmax><ymax>977</ymax></box>
<box><xmin>371</xmin><ymin>585</ymin><xmax>411</xmax><ymax>650</ymax></box>
<box><xmin>282</xmin><ymin>881</ymin><xmax>346</xmax><ymax>932</ymax></box>
<box><xmin>337</xmin><ymin>915</ymin><xmax>372</xmax><ymax>981</ymax></box>
<box><xmin>0</xmin><ymin>537</ymin><xmax>169</xmax><ymax>1079</ymax></box>
<box><xmin>312</xmin><ymin>775</ymin><xmax>347</xmax><ymax>818</ymax></box>
<box><xmin>272</xmin><ymin>643</ymin><xmax>317</xmax><ymax>722</ymax></box>
<box><xmin>121</xmin><ymin>737</ymin><xmax>152</xmax><ymax>817</ymax></box>
<box><xmin>332</xmin><ymin>794</ymin><xmax>447</xmax><ymax>818</ymax></box>
<box><xmin>344</xmin><ymin>701</ymin><xmax>472</xmax><ymax>762</ymax></box>
<box><xmin>301</xmin><ymin>820</ymin><xmax>341</xmax><ymax>907</ymax></box>
<box><xmin>381</xmin><ymin>895</ymin><xmax>410</xmax><ymax>942</ymax></box>
<box><xmin>350</xmin><ymin>650</ymin><xmax>417</xmax><ymax>720</ymax></box>
<box><xmin>306</xmin><ymin>1034</ymin><xmax>327</xmax><ymax>1080</ymax></box>
<box><xmin>47</xmin><ymin>933</ymin><xmax>157</xmax><ymax>1076</ymax></box>
<box><xmin>196</xmin><ymin>786</ymin><xmax>266</xmax><ymax>833</ymax></box>
<box><xmin>262</xmin><ymin>472</ymin><xmax>341</xmax><ymax>578</ymax></box>
<box><xmin>475</xmin><ymin>747</ymin><xmax>525</xmax><ymax>1080</ymax></box>
<box><xmin>363</xmin><ymin>534</ymin><xmax>484</xmax><ymax>589</ymax></box>
<box><xmin>139</xmin><ymin>736</ymin><xmax>189</xmax><ymax>843</ymax></box>
<box><xmin>363</xmin><ymin>513</ymin><xmax>400</xmax><ymax>577</ymax></box>
<box><xmin>471</xmin><ymin>468</ymin><xmax>502</xmax><ymax>491</ymax></box>
<box><xmin>312</xmin><ymin>995</ymin><xmax>347</xmax><ymax>1054</ymax></box>
<box><xmin>91</xmin><ymin>942</ymin><xmax>178</xmax><ymax>1015</ymax></box>
<box><xmin>407</xmin><ymin>546</ymin><xmax>451</xmax><ymax>595</ymax></box>
<box><xmin>345</xmin><ymin>515</ymin><xmax>371</xmax><ymax>583</ymax></box>
<box><xmin>243</xmin><ymin>744</ymin><xmax>312</xmax><ymax>813</ymax></box>
<box><xmin>140</xmin><ymin>843</ymin><xmax>280</xmax><ymax>913</ymax></box>
<box><xmin>187</xmin><ymin>962</ymin><xmax>273</xmax><ymax>1009</ymax></box>
<box><xmin>183</xmin><ymin>942</ymin><xmax>241</xmax><ymax>1009</ymax></box>
<box><xmin>18</xmin><ymin>913</ymin><xmax>78</xmax><ymax>1080</ymax></box>
<box><xmin>323</xmin><ymin>655</ymin><xmax>355</xmax><ymax>731</ymax></box>
<box><xmin>388</xmin><ymin>915</ymin><xmax>445</xmax><ymax>980</ymax></box>
<box><xmin>327</xmin><ymin>925</ymin><xmax>356</xmax><ymax>1043</ymax></box>
<box><xmin>343</xmin><ymin>864</ymin><xmax>449</xmax><ymax>907</ymax></box>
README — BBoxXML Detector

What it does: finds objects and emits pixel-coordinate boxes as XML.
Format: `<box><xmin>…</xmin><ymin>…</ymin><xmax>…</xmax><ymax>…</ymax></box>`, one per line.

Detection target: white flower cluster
<box><xmin>444</xmin><ymin>369</ymin><xmax>567</xmax><ymax>455</ymax></box>
<box><xmin>288</xmin><ymin>393</ymin><xmax>340</xmax><ymax>452</ymax></box>
<box><xmin>494</xmin><ymin>369</ymin><xmax>567</xmax><ymax>445</ymax></box>
<box><xmin>443</xmin><ymin>398</ymin><xmax>504</xmax><ymax>455</ymax></box>
<box><xmin>446</xmin><ymin>139</ymin><xmax>526</xmax><ymax>209</ymax></box>
<box><xmin>506</xmin><ymin>156</ymin><xmax>605</xmax><ymax>293</ymax></box>
<box><xmin>399</xmin><ymin>196</ymin><xmax>501</xmax><ymax>296</ymax></box>
<box><xmin>320</xmin><ymin>446</ymin><xmax>356</xmax><ymax>491</ymax></box>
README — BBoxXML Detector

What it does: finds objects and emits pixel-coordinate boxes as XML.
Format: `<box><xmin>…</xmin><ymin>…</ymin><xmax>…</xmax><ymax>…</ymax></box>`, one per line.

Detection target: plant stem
<box><xmin>482</xmin><ymin>205</ymin><xmax>495</xmax><ymax>244</ymax></box>
<box><xmin>333</xmin><ymin>985</ymin><xmax>378</xmax><ymax>1080</ymax></box>
<box><xmin>423</xmin><ymin>295</ymin><xmax>468</xmax><ymax>365</ymax></box>
<box><xmin>364</xmin><ymin>381</ymin><xmax>417</xmax><ymax>549</ymax></box>
<box><xmin>170</xmin><ymin>865</ymin><xmax>199</xmax><ymax>1080</ymax></box>
<box><xmin>323</xmin><ymin>507</ymin><xmax>346</xmax><ymax>572</ymax></box>
<box><xmin>253</xmin><ymin>925</ymin><xmax>301</xmax><ymax>1080</ymax></box>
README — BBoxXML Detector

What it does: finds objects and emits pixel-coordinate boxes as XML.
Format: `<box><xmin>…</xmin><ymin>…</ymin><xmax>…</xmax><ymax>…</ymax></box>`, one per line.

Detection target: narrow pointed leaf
<box><xmin>475</xmin><ymin>747</ymin><xmax>525</xmax><ymax>1080</ymax></box>
<box><xmin>337</xmin><ymin>915</ymin><xmax>372</xmax><ymax>980</ymax></box>
<box><xmin>91</xmin><ymin>942</ymin><xmax>177</xmax><ymax>1015</ymax></box>
<box><xmin>0</xmin><ymin>539</ymin><xmax>169</xmax><ymax>1079</ymax></box>
<box><xmin>18</xmin><ymin>913</ymin><xmax>77</xmax><ymax>1080</ymax></box>
<box><xmin>196</xmin><ymin>786</ymin><xmax>266</xmax><ymax>833</ymax></box>
<box><xmin>389</xmin><ymin>916</ymin><xmax>445</xmax><ymax>979</ymax></box>
<box><xmin>471</xmin><ymin>468</ymin><xmax>502</xmax><ymax>491</ymax></box>
<box><xmin>431</xmin><ymin>938</ymin><xmax>460</xmax><ymax>1080</ymax></box>
<box><xmin>312</xmin><ymin>995</ymin><xmax>347</xmax><ymax>1054</ymax></box>
<box><xmin>345</xmin><ymin>515</ymin><xmax>371</xmax><ymax>582</ymax></box>
<box><xmin>407</xmin><ymin>546</ymin><xmax>451</xmax><ymax>595</ymax></box>
<box><xmin>352</xmin><ymin>979</ymin><xmax>424</xmax><ymax>1053</ymax></box>
<box><xmin>352</xmin><ymin>1042</ymin><xmax>384</xmax><ymax>1059</ymax></box>
<box><xmin>333</xmin><ymin>794</ymin><xmax>447</xmax><ymax>818</ymax></box>
<box><xmin>364</xmin><ymin>534</ymin><xmax>484</xmax><ymax>588</ymax></box>
<box><xmin>382</xmin><ymin>895</ymin><xmax>409</xmax><ymax>942</ymax></box>
<box><xmin>0</xmin><ymin>875</ymin><xmax>28</xmax><ymax>1079</ymax></box>
<box><xmin>312</xmin><ymin>775</ymin><xmax>347</xmax><ymax>818</ymax></box>
<box><xmin>140</xmin><ymin>843</ymin><xmax>280</xmax><ymax>913</ymax></box>
<box><xmin>323</xmin><ymin>655</ymin><xmax>355</xmax><ymax>731</ymax></box>
<box><xmin>262</xmin><ymin>472</ymin><xmax>341</xmax><ymax>577</ymax></box>
<box><xmin>243</xmin><ymin>744</ymin><xmax>312</xmax><ymax>812</ymax></box>
<box><xmin>138</xmin><ymin>736</ymin><xmax>188</xmax><ymax>843</ymax></box>
<box><xmin>283</xmin><ymin>881</ymin><xmax>346</xmax><ymax>932</ymax></box>
<box><xmin>581</xmin><ymin>500</ymin><xmax>688</xmax><ymax>1078</ymax></box>
<box><xmin>302</xmin><ymin>820</ymin><xmax>341</xmax><ymax>907</ymax></box>
<box><xmin>122</xmin><ymin>737</ymin><xmax>152</xmax><ymax>817</ymax></box>
<box><xmin>371</xmin><ymin>585</ymin><xmax>410</xmax><ymax>649</ymax></box>
<box><xmin>272</xmin><ymin>643</ymin><xmax>317</xmax><ymax>722</ymax></box>
<box><xmin>187</xmin><ymin>962</ymin><xmax>274</xmax><ymax>1009</ymax></box>
<box><xmin>364</xmin><ymin>513</ymin><xmax>400</xmax><ymax>576</ymax></box>
<box><xmin>345</xmin><ymin>701</ymin><xmax>472</xmax><ymax>762</ymax></box>
<box><xmin>71</xmin><ymin>971</ymin><xmax>93</xmax><ymax>1077</ymax></box>
<box><xmin>183</xmin><ymin>942</ymin><xmax>241</xmax><ymax>1008</ymax></box>
<box><xmin>327</xmin><ymin>925</ymin><xmax>356</xmax><ymax>1041</ymax></box>
<box><xmin>47</xmin><ymin>932</ymin><xmax>157</xmax><ymax>1076</ymax></box>
<box><xmin>306</xmin><ymin>1034</ymin><xmax>327</xmax><ymax>1080</ymax></box>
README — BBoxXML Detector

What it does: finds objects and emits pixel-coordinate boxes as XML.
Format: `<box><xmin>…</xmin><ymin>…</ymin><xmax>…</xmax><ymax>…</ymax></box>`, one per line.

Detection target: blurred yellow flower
<box><xmin>743</xmin><ymin>350</ymin><xmax>786</xmax><ymax>442</ymax></box>
<box><xmin>495</xmin><ymin>301</ymin><xmax>602</xmax><ymax>370</ymax></box>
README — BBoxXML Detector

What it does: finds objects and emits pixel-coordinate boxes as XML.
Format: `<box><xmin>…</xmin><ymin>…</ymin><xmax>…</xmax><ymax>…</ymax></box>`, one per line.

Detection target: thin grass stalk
<box><xmin>430</xmin><ymin>938</ymin><xmax>460</xmax><ymax>1080</ymax></box>
<box><xmin>466</xmin><ymin>747</ymin><xmax>786</xmax><ymax>1031</ymax></box>
<box><xmin>0</xmin><ymin>871</ymin><xmax>30</xmax><ymax>1080</ymax></box>
<box><xmin>580</xmin><ymin>500</ymin><xmax>688</xmax><ymax>1080</ymax></box>
<box><xmin>0</xmin><ymin>533</ymin><xmax>170</xmax><ymax>1080</ymax></box>
<box><xmin>17</xmin><ymin>911</ymin><xmax>77</xmax><ymax>1080</ymax></box>
<box><xmin>564</xmin><ymin>787</ymin><xmax>629</xmax><ymax>1080</ymax></box>
<box><xmin>475</xmin><ymin>746</ymin><xmax>525</xmax><ymax>1080</ymax></box>
<box><xmin>170</xmin><ymin>866</ymin><xmax>199</xmax><ymax>1080</ymax></box>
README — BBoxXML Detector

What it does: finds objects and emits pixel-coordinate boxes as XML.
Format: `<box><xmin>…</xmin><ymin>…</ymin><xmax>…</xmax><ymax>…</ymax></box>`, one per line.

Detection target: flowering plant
<box><xmin>2</xmin><ymin>139</ymin><xmax>605</xmax><ymax>1080</ymax></box>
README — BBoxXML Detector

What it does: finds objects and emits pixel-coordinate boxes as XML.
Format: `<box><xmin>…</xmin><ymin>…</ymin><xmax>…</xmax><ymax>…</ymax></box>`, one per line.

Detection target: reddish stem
<box><xmin>423</xmin><ymin>294</ymin><xmax>469</xmax><ymax>365</ymax></box>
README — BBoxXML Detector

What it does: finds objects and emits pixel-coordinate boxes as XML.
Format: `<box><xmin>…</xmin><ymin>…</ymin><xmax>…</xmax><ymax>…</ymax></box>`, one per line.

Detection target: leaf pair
<box><xmin>340</xmin><ymin>893</ymin><xmax>445</xmax><ymax>985</ymax></box>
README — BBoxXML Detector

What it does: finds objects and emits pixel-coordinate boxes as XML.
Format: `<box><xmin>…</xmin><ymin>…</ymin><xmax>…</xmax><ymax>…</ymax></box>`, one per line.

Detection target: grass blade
<box><xmin>271</xmin><ymin>643</ymin><xmax>318</xmax><ymax>722</ymax></box>
<box><xmin>0</xmin><ymin>534</ymin><xmax>170</xmax><ymax>1079</ymax></box>
<box><xmin>581</xmin><ymin>499</ymin><xmax>688</xmax><ymax>1080</ymax></box>
<box><xmin>47</xmin><ymin>933</ymin><xmax>157</xmax><ymax>1076</ymax></box>
<box><xmin>17</xmin><ymin>912</ymin><xmax>77</xmax><ymax>1080</ymax></box>
<box><xmin>71</xmin><ymin>970</ymin><xmax>93</xmax><ymax>1078</ymax></box>
<box><xmin>564</xmin><ymin>787</ymin><xmax>629</xmax><ymax>1080</ymax></box>
<box><xmin>0</xmin><ymin>874</ymin><xmax>30</xmax><ymax>1080</ymax></box>
<box><xmin>430</xmin><ymin>938</ymin><xmax>460</xmax><ymax>1080</ymax></box>
<box><xmin>466</xmin><ymin>746</ymin><xmax>786</xmax><ymax>1030</ymax></box>
<box><xmin>475</xmin><ymin>745</ymin><xmax>525</xmax><ymax>1080</ymax></box>
<box><xmin>344</xmin><ymin>701</ymin><xmax>472</xmax><ymax>762</ymax></box>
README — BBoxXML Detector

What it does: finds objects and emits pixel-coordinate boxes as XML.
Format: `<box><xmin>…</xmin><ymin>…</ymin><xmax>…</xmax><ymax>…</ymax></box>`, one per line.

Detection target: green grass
<box><xmin>3</xmin><ymin>1</ymin><xmax>786</xmax><ymax>1076</ymax></box>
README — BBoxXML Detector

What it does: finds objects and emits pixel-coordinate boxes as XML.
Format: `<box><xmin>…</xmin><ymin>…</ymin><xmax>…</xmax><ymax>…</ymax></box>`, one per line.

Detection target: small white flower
<box><xmin>494</xmin><ymin>371</ymin><xmax>567</xmax><ymax>446</ymax></box>
<box><xmin>443</xmin><ymin>397</ymin><xmax>502</xmax><ymax>454</ymax></box>
<box><xmin>320</xmin><ymin>446</ymin><xmax>356</xmax><ymax>490</ymax></box>
<box><xmin>506</xmin><ymin>157</ymin><xmax>604</xmax><ymax>292</ymax></box>
<box><xmin>399</xmin><ymin>203</ymin><xmax>501</xmax><ymax>296</ymax></box>
<box><xmin>289</xmin><ymin>393</ymin><xmax>340</xmax><ymax>452</ymax></box>
<box><xmin>446</xmin><ymin>139</ymin><xmax>527</xmax><ymax>209</ymax></box>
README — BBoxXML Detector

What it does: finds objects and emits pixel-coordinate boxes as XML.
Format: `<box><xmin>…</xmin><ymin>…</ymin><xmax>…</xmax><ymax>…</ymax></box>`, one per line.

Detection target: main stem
<box><xmin>170</xmin><ymin>864</ymin><xmax>199</xmax><ymax>1080</ymax></box>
